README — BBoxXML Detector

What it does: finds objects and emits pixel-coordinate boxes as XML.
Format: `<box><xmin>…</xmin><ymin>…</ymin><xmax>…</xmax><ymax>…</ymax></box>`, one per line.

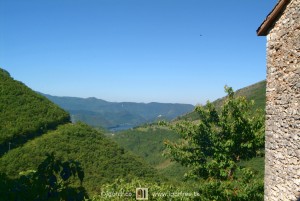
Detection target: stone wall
<box><xmin>264</xmin><ymin>0</ymin><xmax>300</xmax><ymax>200</ymax></box>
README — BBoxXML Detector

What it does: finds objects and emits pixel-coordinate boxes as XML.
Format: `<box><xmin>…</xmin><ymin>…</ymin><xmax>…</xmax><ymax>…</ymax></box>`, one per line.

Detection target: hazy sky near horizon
<box><xmin>1</xmin><ymin>0</ymin><xmax>276</xmax><ymax>105</ymax></box>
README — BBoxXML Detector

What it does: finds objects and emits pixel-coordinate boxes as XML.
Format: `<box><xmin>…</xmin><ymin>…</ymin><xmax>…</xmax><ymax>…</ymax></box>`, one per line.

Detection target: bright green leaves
<box><xmin>164</xmin><ymin>86</ymin><xmax>265</xmax><ymax>200</ymax></box>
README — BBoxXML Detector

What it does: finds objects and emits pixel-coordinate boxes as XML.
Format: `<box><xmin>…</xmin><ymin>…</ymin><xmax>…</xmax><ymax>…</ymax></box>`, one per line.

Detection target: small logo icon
<box><xmin>136</xmin><ymin>188</ymin><xmax>148</xmax><ymax>200</ymax></box>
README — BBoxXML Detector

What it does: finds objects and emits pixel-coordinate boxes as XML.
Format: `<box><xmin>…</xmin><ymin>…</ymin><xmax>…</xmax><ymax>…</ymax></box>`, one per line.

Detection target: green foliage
<box><xmin>213</xmin><ymin>81</ymin><xmax>266</xmax><ymax>112</ymax></box>
<box><xmin>197</xmin><ymin>169</ymin><xmax>264</xmax><ymax>201</ymax></box>
<box><xmin>165</xmin><ymin>86</ymin><xmax>265</xmax><ymax>200</ymax></box>
<box><xmin>112</xmin><ymin>125</ymin><xmax>178</xmax><ymax>167</ymax></box>
<box><xmin>89</xmin><ymin>178</ymin><xmax>195</xmax><ymax>201</ymax></box>
<box><xmin>111</xmin><ymin>125</ymin><xmax>189</xmax><ymax>182</ymax></box>
<box><xmin>0</xmin><ymin>153</ymin><xmax>88</xmax><ymax>201</ymax></box>
<box><xmin>180</xmin><ymin>80</ymin><xmax>266</xmax><ymax>121</ymax></box>
<box><xmin>0</xmin><ymin>123</ymin><xmax>160</xmax><ymax>196</ymax></box>
<box><xmin>0</xmin><ymin>68</ymin><xmax>266</xmax><ymax>200</ymax></box>
<box><xmin>239</xmin><ymin>156</ymin><xmax>265</xmax><ymax>180</ymax></box>
<box><xmin>0</xmin><ymin>68</ymin><xmax>70</xmax><ymax>155</ymax></box>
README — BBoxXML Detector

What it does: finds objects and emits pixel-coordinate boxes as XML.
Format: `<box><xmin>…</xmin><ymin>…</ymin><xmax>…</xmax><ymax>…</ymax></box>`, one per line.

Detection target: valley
<box><xmin>42</xmin><ymin>93</ymin><xmax>194</xmax><ymax>131</ymax></box>
<box><xmin>110</xmin><ymin>81</ymin><xmax>266</xmax><ymax>183</ymax></box>
<box><xmin>0</xmin><ymin>68</ymin><xmax>266</xmax><ymax>200</ymax></box>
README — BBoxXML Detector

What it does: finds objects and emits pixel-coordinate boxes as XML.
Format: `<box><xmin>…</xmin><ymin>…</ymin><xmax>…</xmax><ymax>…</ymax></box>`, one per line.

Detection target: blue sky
<box><xmin>0</xmin><ymin>0</ymin><xmax>276</xmax><ymax>105</ymax></box>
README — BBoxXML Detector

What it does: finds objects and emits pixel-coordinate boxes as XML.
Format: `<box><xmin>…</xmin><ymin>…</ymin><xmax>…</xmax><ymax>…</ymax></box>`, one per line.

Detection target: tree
<box><xmin>0</xmin><ymin>153</ymin><xmax>88</xmax><ymax>201</ymax></box>
<box><xmin>164</xmin><ymin>86</ymin><xmax>265</xmax><ymax>200</ymax></box>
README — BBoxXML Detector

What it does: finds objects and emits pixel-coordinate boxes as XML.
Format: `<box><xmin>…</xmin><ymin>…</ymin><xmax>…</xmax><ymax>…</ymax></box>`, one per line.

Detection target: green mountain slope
<box><xmin>42</xmin><ymin>93</ymin><xmax>194</xmax><ymax>130</ymax></box>
<box><xmin>0</xmin><ymin>68</ymin><xmax>70</xmax><ymax>155</ymax></box>
<box><xmin>214</xmin><ymin>80</ymin><xmax>266</xmax><ymax>110</ymax></box>
<box><xmin>0</xmin><ymin>123</ymin><xmax>159</xmax><ymax>195</ymax></box>
<box><xmin>0</xmin><ymin>68</ymin><xmax>163</xmax><ymax>197</ymax></box>
<box><xmin>111</xmin><ymin>81</ymin><xmax>266</xmax><ymax>181</ymax></box>
<box><xmin>179</xmin><ymin>80</ymin><xmax>266</xmax><ymax>121</ymax></box>
<box><xmin>110</xmin><ymin>125</ymin><xmax>188</xmax><ymax>182</ymax></box>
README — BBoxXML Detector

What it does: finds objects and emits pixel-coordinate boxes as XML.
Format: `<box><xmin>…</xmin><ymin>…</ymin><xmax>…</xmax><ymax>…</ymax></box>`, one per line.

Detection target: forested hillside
<box><xmin>0</xmin><ymin>68</ymin><xmax>163</xmax><ymax>198</ymax></box>
<box><xmin>112</xmin><ymin>81</ymin><xmax>266</xmax><ymax>184</ymax></box>
<box><xmin>42</xmin><ymin>93</ymin><xmax>194</xmax><ymax>130</ymax></box>
<box><xmin>179</xmin><ymin>80</ymin><xmax>266</xmax><ymax>121</ymax></box>
<box><xmin>0</xmin><ymin>68</ymin><xmax>266</xmax><ymax>200</ymax></box>
<box><xmin>110</xmin><ymin>125</ymin><xmax>188</xmax><ymax>181</ymax></box>
<box><xmin>0</xmin><ymin>123</ymin><xmax>159</xmax><ymax>195</ymax></box>
<box><xmin>0</xmin><ymin>69</ymin><xmax>70</xmax><ymax>155</ymax></box>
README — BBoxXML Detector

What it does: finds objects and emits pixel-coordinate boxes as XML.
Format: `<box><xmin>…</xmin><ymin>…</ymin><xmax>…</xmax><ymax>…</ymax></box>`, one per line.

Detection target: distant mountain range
<box><xmin>0</xmin><ymin>68</ymin><xmax>162</xmax><ymax>196</ymax></box>
<box><xmin>0</xmin><ymin>67</ymin><xmax>266</xmax><ymax>197</ymax></box>
<box><xmin>41</xmin><ymin>94</ymin><xmax>194</xmax><ymax>130</ymax></box>
<box><xmin>112</xmin><ymin>80</ymin><xmax>266</xmax><ymax>181</ymax></box>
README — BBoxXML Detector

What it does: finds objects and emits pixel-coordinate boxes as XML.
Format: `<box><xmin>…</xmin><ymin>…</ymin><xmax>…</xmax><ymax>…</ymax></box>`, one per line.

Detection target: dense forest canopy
<box><xmin>0</xmin><ymin>68</ymin><xmax>266</xmax><ymax>200</ymax></box>
<box><xmin>0</xmin><ymin>123</ymin><xmax>162</xmax><ymax>195</ymax></box>
<box><xmin>0</xmin><ymin>68</ymin><xmax>163</xmax><ymax>198</ymax></box>
<box><xmin>0</xmin><ymin>68</ymin><xmax>70</xmax><ymax>155</ymax></box>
